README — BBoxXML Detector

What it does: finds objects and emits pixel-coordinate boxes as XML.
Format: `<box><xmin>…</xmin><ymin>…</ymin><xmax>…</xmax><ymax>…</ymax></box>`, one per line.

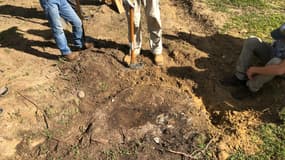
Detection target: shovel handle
<box><xmin>129</xmin><ymin>6</ymin><xmax>136</xmax><ymax>64</ymax></box>
<box><xmin>75</xmin><ymin>0</ymin><xmax>83</xmax><ymax>20</ymax></box>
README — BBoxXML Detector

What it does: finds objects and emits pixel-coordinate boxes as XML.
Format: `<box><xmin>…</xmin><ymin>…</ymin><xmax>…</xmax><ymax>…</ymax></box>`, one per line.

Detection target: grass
<box><xmin>229</xmin><ymin>123</ymin><xmax>285</xmax><ymax>160</ymax></box>
<box><xmin>206</xmin><ymin>0</ymin><xmax>285</xmax><ymax>41</ymax></box>
<box><xmin>224</xmin><ymin>13</ymin><xmax>285</xmax><ymax>41</ymax></box>
<box><xmin>102</xmin><ymin>146</ymin><xmax>137</xmax><ymax>160</ymax></box>
<box><xmin>208</xmin><ymin>0</ymin><xmax>266</xmax><ymax>8</ymax></box>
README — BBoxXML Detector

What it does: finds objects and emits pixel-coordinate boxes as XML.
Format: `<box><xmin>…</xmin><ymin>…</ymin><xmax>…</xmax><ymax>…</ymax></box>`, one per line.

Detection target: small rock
<box><xmin>100</xmin><ymin>5</ymin><xmax>110</xmax><ymax>14</ymax></box>
<box><xmin>74</xmin><ymin>65</ymin><xmax>81</xmax><ymax>72</ymax></box>
<box><xmin>218</xmin><ymin>142</ymin><xmax>229</xmax><ymax>160</ymax></box>
<box><xmin>156</xmin><ymin>114</ymin><xmax>167</xmax><ymax>125</ymax></box>
<box><xmin>171</xmin><ymin>50</ymin><xmax>180</xmax><ymax>58</ymax></box>
<box><xmin>218</xmin><ymin>142</ymin><xmax>228</xmax><ymax>151</ymax></box>
<box><xmin>153</xmin><ymin>137</ymin><xmax>160</xmax><ymax>144</ymax></box>
<box><xmin>74</xmin><ymin>98</ymin><xmax>80</xmax><ymax>106</ymax></box>
<box><xmin>193</xmin><ymin>133</ymin><xmax>208</xmax><ymax>146</ymax></box>
<box><xmin>0</xmin><ymin>108</ymin><xmax>3</xmax><ymax>114</ymax></box>
<box><xmin>219</xmin><ymin>151</ymin><xmax>230</xmax><ymax>160</ymax></box>
<box><xmin>78</xmin><ymin>91</ymin><xmax>85</xmax><ymax>99</ymax></box>
<box><xmin>239</xmin><ymin>29</ymin><xmax>248</xmax><ymax>34</ymax></box>
<box><xmin>166</xmin><ymin>125</ymin><xmax>174</xmax><ymax>129</ymax></box>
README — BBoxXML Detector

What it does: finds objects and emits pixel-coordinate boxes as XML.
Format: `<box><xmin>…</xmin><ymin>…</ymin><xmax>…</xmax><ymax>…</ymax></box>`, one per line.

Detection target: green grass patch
<box><xmin>206</xmin><ymin>0</ymin><xmax>285</xmax><ymax>40</ymax></box>
<box><xmin>207</xmin><ymin>0</ymin><xmax>266</xmax><ymax>9</ymax></box>
<box><xmin>101</xmin><ymin>146</ymin><xmax>137</xmax><ymax>160</ymax></box>
<box><xmin>224</xmin><ymin>13</ymin><xmax>285</xmax><ymax>41</ymax></box>
<box><xmin>229</xmin><ymin>123</ymin><xmax>285</xmax><ymax>160</ymax></box>
<box><xmin>207</xmin><ymin>0</ymin><xmax>285</xmax><ymax>10</ymax></box>
<box><xmin>229</xmin><ymin>108</ymin><xmax>285</xmax><ymax>160</ymax></box>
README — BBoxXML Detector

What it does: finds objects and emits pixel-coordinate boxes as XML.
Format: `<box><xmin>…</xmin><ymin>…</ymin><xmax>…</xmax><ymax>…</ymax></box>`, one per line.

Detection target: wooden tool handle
<box><xmin>130</xmin><ymin>7</ymin><xmax>136</xmax><ymax>64</ymax></box>
<box><xmin>75</xmin><ymin>0</ymin><xmax>83</xmax><ymax>20</ymax></box>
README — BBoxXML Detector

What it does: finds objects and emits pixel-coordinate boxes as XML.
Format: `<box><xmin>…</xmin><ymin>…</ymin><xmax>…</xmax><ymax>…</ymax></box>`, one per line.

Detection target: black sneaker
<box><xmin>220</xmin><ymin>75</ymin><xmax>247</xmax><ymax>87</ymax></box>
<box><xmin>231</xmin><ymin>86</ymin><xmax>260</xmax><ymax>100</ymax></box>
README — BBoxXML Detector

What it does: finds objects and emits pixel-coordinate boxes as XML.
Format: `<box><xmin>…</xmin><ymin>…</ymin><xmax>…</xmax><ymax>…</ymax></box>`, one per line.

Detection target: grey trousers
<box><xmin>235</xmin><ymin>37</ymin><xmax>283</xmax><ymax>92</ymax></box>
<box><xmin>124</xmin><ymin>0</ymin><xmax>163</xmax><ymax>55</ymax></box>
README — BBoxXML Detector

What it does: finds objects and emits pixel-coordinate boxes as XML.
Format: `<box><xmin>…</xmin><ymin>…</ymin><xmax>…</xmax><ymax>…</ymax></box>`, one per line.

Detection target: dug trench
<box><xmin>13</xmin><ymin>0</ymin><xmax>285</xmax><ymax>159</ymax></box>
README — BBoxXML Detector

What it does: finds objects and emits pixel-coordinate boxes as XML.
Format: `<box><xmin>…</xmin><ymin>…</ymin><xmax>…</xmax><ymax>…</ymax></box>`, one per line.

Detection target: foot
<box><xmin>62</xmin><ymin>52</ymin><xmax>80</xmax><ymax>62</ymax></box>
<box><xmin>123</xmin><ymin>55</ymin><xmax>137</xmax><ymax>65</ymax></box>
<box><xmin>154</xmin><ymin>54</ymin><xmax>164</xmax><ymax>66</ymax></box>
<box><xmin>231</xmin><ymin>86</ymin><xmax>260</xmax><ymax>100</ymax></box>
<box><xmin>74</xmin><ymin>42</ymin><xmax>94</xmax><ymax>51</ymax></box>
<box><xmin>82</xmin><ymin>42</ymin><xmax>94</xmax><ymax>50</ymax></box>
<box><xmin>220</xmin><ymin>75</ymin><xmax>247</xmax><ymax>87</ymax></box>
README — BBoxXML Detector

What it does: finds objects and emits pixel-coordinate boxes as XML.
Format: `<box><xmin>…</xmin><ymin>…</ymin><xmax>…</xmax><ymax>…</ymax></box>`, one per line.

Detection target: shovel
<box><xmin>128</xmin><ymin>2</ymin><xmax>143</xmax><ymax>69</ymax></box>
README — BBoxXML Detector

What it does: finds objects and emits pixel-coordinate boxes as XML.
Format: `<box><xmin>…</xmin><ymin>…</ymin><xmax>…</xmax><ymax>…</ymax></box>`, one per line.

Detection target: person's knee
<box><xmin>267</xmin><ymin>57</ymin><xmax>282</xmax><ymax>65</ymax></box>
<box><xmin>52</xmin><ymin>25</ymin><xmax>64</xmax><ymax>35</ymax></box>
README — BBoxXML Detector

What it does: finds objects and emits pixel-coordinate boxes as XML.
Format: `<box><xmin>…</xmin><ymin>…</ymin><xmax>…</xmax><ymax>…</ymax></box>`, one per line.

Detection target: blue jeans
<box><xmin>40</xmin><ymin>0</ymin><xmax>83</xmax><ymax>55</ymax></box>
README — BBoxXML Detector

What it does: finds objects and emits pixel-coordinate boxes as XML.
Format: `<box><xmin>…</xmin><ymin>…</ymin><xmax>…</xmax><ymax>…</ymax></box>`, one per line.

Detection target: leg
<box><xmin>123</xmin><ymin>0</ymin><xmax>142</xmax><ymax>55</ymax></box>
<box><xmin>235</xmin><ymin>36</ymin><xmax>272</xmax><ymax>80</ymax></box>
<box><xmin>59</xmin><ymin>0</ymin><xmax>83</xmax><ymax>49</ymax></box>
<box><xmin>145</xmin><ymin>0</ymin><xmax>162</xmax><ymax>55</ymax></box>
<box><xmin>45</xmin><ymin>0</ymin><xmax>71</xmax><ymax>55</ymax></box>
<box><xmin>247</xmin><ymin>57</ymin><xmax>282</xmax><ymax>92</ymax></box>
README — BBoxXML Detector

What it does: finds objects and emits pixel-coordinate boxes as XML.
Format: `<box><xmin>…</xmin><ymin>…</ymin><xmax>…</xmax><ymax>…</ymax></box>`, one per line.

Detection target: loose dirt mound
<box><xmin>18</xmin><ymin>51</ymin><xmax>216</xmax><ymax>159</ymax></box>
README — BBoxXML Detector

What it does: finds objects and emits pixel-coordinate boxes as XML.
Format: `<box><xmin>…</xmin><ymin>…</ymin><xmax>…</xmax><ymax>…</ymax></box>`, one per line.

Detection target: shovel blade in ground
<box><xmin>123</xmin><ymin>55</ymin><xmax>144</xmax><ymax>69</ymax></box>
<box><xmin>129</xmin><ymin>62</ymin><xmax>144</xmax><ymax>70</ymax></box>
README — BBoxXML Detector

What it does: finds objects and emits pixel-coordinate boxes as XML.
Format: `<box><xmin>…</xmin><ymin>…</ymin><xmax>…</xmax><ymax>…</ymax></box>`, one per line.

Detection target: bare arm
<box><xmin>247</xmin><ymin>60</ymin><xmax>285</xmax><ymax>79</ymax></box>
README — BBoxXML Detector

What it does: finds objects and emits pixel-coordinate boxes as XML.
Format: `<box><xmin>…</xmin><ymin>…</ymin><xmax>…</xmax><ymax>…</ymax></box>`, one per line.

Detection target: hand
<box><xmin>247</xmin><ymin>67</ymin><xmax>257</xmax><ymax>80</ymax></box>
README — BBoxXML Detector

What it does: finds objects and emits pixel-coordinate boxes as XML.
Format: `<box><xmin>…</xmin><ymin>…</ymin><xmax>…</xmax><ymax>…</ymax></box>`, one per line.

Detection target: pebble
<box><xmin>153</xmin><ymin>137</ymin><xmax>160</xmax><ymax>144</ymax></box>
<box><xmin>219</xmin><ymin>151</ymin><xmax>230</xmax><ymax>160</ymax></box>
<box><xmin>0</xmin><ymin>108</ymin><xmax>3</xmax><ymax>114</ymax></box>
<box><xmin>172</xmin><ymin>50</ymin><xmax>180</xmax><ymax>58</ymax></box>
<box><xmin>156</xmin><ymin>114</ymin><xmax>166</xmax><ymax>125</ymax></box>
<box><xmin>78</xmin><ymin>91</ymin><xmax>85</xmax><ymax>99</ymax></box>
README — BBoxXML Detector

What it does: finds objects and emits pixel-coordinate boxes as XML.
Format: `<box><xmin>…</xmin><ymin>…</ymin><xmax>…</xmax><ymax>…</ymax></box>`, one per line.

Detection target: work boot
<box><xmin>220</xmin><ymin>75</ymin><xmax>247</xmax><ymax>87</ymax></box>
<box><xmin>74</xmin><ymin>42</ymin><xmax>94</xmax><ymax>51</ymax></box>
<box><xmin>123</xmin><ymin>55</ymin><xmax>132</xmax><ymax>65</ymax></box>
<box><xmin>154</xmin><ymin>54</ymin><xmax>164</xmax><ymax>66</ymax></box>
<box><xmin>83</xmin><ymin>42</ymin><xmax>94</xmax><ymax>49</ymax></box>
<box><xmin>231</xmin><ymin>86</ymin><xmax>260</xmax><ymax>100</ymax></box>
<box><xmin>62</xmin><ymin>52</ymin><xmax>80</xmax><ymax>62</ymax></box>
<box><xmin>81</xmin><ymin>42</ymin><xmax>94</xmax><ymax>50</ymax></box>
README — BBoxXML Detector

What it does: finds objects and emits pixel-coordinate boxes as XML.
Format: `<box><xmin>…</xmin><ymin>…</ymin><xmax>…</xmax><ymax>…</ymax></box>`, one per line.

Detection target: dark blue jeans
<box><xmin>40</xmin><ymin>0</ymin><xmax>83</xmax><ymax>55</ymax></box>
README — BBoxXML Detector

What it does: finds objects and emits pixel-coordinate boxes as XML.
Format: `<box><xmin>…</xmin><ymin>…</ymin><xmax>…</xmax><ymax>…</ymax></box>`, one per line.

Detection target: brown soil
<box><xmin>0</xmin><ymin>0</ymin><xmax>284</xmax><ymax>160</ymax></box>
